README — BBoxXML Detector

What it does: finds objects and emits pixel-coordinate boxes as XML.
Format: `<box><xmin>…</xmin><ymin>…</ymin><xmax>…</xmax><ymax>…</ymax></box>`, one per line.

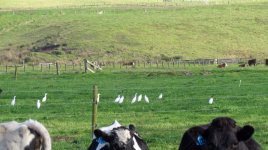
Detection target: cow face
<box><xmin>91</xmin><ymin>125</ymin><xmax>146</xmax><ymax>150</ymax></box>
<box><xmin>200</xmin><ymin>117</ymin><xmax>254</xmax><ymax>150</ymax></box>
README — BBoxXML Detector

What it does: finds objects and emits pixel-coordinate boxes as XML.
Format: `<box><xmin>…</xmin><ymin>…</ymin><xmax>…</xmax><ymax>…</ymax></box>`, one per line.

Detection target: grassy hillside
<box><xmin>0</xmin><ymin>1</ymin><xmax>267</xmax><ymax>63</ymax></box>
<box><xmin>0</xmin><ymin>65</ymin><xmax>268</xmax><ymax>149</ymax></box>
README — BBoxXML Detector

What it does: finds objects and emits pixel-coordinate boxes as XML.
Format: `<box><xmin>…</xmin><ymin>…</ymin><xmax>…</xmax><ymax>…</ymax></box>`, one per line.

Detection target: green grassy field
<box><xmin>0</xmin><ymin>65</ymin><xmax>268</xmax><ymax>149</ymax></box>
<box><xmin>0</xmin><ymin>1</ymin><xmax>267</xmax><ymax>63</ymax></box>
<box><xmin>1</xmin><ymin>0</ymin><xmax>267</xmax><ymax>10</ymax></box>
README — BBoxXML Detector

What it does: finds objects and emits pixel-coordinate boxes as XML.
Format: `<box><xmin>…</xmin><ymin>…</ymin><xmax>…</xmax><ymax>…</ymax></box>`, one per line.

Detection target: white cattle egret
<box><xmin>119</xmin><ymin>96</ymin><xmax>124</xmax><ymax>104</ymax></box>
<box><xmin>239</xmin><ymin>80</ymin><xmax>242</xmax><ymax>87</ymax></box>
<box><xmin>158</xmin><ymin>93</ymin><xmax>163</xmax><ymax>99</ymax></box>
<box><xmin>131</xmin><ymin>93</ymin><xmax>137</xmax><ymax>104</ymax></box>
<box><xmin>209</xmin><ymin>97</ymin><xmax>214</xmax><ymax>104</ymax></box>
<box><xmin>114</xmin><ymin>95</ymin><xmax>120</xmax><ymax>103</ymax></box>
<box><xmin>42</xmin><ymin>93</ymin><xmax>47</xmax><ymax>102</ymax></box>
<box><xmin>138</xmin><ymin>94</ymin><xmax>142</xmax><ymax>102</ymax></box>
<box><xmin>37</xmin><ymin>100</ymin><xmax>41</xmax><ymax>109</ymax></box>
<box><xmin>11</xmin><ymin>96</ymin><xmax>16</xmax><ymax>106</ymax></box>
<box><xmin>97</xmin><ymin>93</ymin><xmax>101</xmax><ymax>103</ymax></box>
<box><xmin>98</xmin><ymin>11</ymin><xmax>103</xmax><ymax>15</ymax></box>
<box><xmin>144</xmin><ymin>95</ymin><xmax>149</xmax><ymax>103</ymax></box>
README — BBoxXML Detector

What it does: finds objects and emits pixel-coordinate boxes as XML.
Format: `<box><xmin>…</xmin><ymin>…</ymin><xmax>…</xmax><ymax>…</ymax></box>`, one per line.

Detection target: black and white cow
<box><xmin>178</xmin><ymin>117</ymin><xmax>261</xmax><ymax>150</ymax></box>
<box><xmin>88</xmin><ymin>121</ymin><xmax>149</xmax><ymax>150</ymax></box>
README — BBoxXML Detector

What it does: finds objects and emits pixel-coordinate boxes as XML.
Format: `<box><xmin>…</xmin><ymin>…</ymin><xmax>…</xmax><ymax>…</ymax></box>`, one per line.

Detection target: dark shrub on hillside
<box><xmin>24</xmin><ymin>57</ymin><xmax>32</xmax><ymax>63</ymax></box>
<box><xmin>173</xmin><ymin>55</ymin><xmax>183</xmax><ymax>60</ymax></box>
<box><xmin>51</xmin><ymin>50</ymin><xmax>64</xmax><ymax>55</ymax></box>
<box><xmin>160</xmin><ymin>54</ymin><xmax>171</xmax><ymax>61</ymax></box>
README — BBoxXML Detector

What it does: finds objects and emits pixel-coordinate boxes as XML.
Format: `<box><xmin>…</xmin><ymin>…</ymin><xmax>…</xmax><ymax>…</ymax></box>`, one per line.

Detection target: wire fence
<box><xmin>1</xmin><ymin>67</ymin><xmax>268</xmax><ymax>149</ymax></box>
<box><xmin>0</xmin><ymin>58</ymin><xmax>267</xmax><ymax>75</ymax></box>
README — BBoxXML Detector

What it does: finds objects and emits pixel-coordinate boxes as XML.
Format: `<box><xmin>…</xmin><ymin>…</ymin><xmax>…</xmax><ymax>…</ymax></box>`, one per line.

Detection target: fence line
<box><xmin>2</xmin><ymin>82</ymin><xmax>268</xmax><ymax>93</ymax></box>
<box><xmin>0</xmin><ymin>94</ymin><xmax>267</xmax><ymax>108</ymax></box>
<box><xmin>1</xmin><ymin>58</ymin><xmax>267</xmax><ymax>73</ymax></box>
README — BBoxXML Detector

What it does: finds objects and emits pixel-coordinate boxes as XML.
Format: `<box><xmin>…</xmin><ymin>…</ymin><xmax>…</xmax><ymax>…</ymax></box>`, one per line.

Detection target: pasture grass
<box><xmin>0</xmin><ymin>65</ymin><xmax>268</xmax><ymax>149</ymax></box>
<box><xmin>0</xmin><ymin>0</ymin><xmax>267</xmax><ymax>10</ymax></box>
<box><xmin>0</xmin><ymin>1</ymin><xmax>268</xmax><ymax>63</ymax></box>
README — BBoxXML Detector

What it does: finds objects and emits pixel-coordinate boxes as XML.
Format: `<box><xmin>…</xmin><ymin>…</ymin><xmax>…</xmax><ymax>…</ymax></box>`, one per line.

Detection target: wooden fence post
<box><xmin>14</xmin><ymin>65</ymin><xmax>17</xmax><ymax>80</ymax></box>
<box><xmin>92</xmin><ymin>85</ymin><xmax>98</xmax><ymax>138</ymax></box>
<box><xmin>23</xmin><ymin>61</ymin><xmax>25</xmax><ymax>72</ymax></box>
<box><xmin>56</xmin><ymin>62</ymin><xmax>60</xmax><ymax>75</ymax></box>
<box><xmin>84</xmin><ymin>59</ymin><xmax>88</xmax><ymax>73</ymax></box>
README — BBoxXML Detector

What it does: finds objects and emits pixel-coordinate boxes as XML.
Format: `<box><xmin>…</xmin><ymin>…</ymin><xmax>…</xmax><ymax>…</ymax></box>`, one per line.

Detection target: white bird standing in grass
<box><xmin>144</xmin><ymin>95</ymin><xmax>149</xmax><ymax>103</ymax></box>
<box><xmin>209</xmin><ymin>97</ymin><xmax>214</xmax><ymax>104</ymax></box>
<box><xmin>42</xmin><ymin>93</ymin><xmax>47</xmax><ymax>102</ymax></box>
<box><xmin>114</xmin><ymin>95</ymin><xmax>120</xmax><ymax>103</ymax></box>
<box><xmin>158</xmin><ymin>93</ymin><xmax>163</xmax><ymax>100</ymax></box>
<box><xmin>37</xmin><ymin>100</ymin><xmax>41</xmax><ymax>109</ymax></box>
<box><xmin>11</xmin><ymin>96</ymin><xmax>16</xmax><ymax>106</ymax></box>
<box><xmin>119</xmin><ymin>96</ymin><xmax>124</xmax><ymax>104</ymax></box>
<box><xmin>98</xmin><ymin>10</ymin><xmax>103</xmax><ymax>15</ymax></box>
<box><xmin>138</xmin><ymin>94</ymin><xmax>142</xmax><ymax>102</ymax></box>
<box><xmin>97</xmin><ymin>93</ymin><xmax>101</xmax><ymax>103</ymax></box>
<box><xmin>131</xmin><ymin>93</ymin><xmax>137</xmax><ymax>104</ymax></box>
<box><xmin>239</xmin><ymin>80</ymin><xmax>242</xmax><ymax>87</ymax></box>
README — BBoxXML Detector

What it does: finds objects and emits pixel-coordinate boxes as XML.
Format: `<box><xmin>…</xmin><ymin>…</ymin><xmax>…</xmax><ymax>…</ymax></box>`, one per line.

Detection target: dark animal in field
<box><xmin>265</xmin><ymin>59</ymin><xmax>268</xmax><ymax>66</ymax></box>
<box><xmin>178</xmin><ymin>117</ymin><xmax>261</xmax><ymax>150</ymax></box>
<box><xmin>239</xmin><ymin>64</ymin><xmax>247</xmax><ymax>67</ymax></box>
<box><xmin>217</xmin><ymin>63</ymin><xmax>228</xmax><ymax>68</ymax></box>
<box><xmin>122</xmin><ymin>61</ymin><xmax>135</xmax><ymax>67</ymax></box>
<box><xmin>0</xmin><ymin>88</ymin><xmax>2</xmax><ymax>95</ymax></box>
<box><xmin>248</xmin><ymin>59</ymin><xmax>256</xmax><ymax>66</ymax></box>
<box><xmin>88</xmin><ymin>121</ymin><xmax>149</xmax><ymax>150</ymax></box>
<box><xmin>0</xmin><ymin>119</ymin><xmax>51</xmax><ymax>150</ymax></box>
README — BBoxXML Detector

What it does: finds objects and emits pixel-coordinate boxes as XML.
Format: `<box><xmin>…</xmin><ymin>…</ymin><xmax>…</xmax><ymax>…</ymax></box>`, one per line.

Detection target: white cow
<box><xmin>0</xmin><ymin>119</ymin><xmax>51</xmax><ymax>150</ymax></box>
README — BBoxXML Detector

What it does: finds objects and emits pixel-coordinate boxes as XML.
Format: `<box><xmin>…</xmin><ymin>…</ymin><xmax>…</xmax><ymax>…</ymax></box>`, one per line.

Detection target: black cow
<box><xmin>122</xmin><ymin>62</ymin><xmax>135</xmax><ymax>68</ymax></box>
<box><xmin>88</xmin><ymin>122</ymin><xmax>149</xmax><ymax>150</ymax></box>
<box><xmin>178</xmin><ymin>117</ymin><xmax>261</xmax><ymax>150</ymax></box>
<box><xmin>217</xmin><ymin>63</ymin><xmax>228</xmax><ymax>68</ymax></box>
<box><xmin>248</xmin><ymin>59</ymin><xmax>256</xmax><ymax>66</ymax></box>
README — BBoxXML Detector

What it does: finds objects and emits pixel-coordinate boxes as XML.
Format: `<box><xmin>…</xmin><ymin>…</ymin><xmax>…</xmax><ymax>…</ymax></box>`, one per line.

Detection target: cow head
<box><xmin>88</xmin><ymin>124</ymin><xmax>148</xmax><ymax>150</ymax></box>
<box><xmin>198</xmin><ymin>117</ymin><xmax>254</xmax><ymax>150</ymax></box>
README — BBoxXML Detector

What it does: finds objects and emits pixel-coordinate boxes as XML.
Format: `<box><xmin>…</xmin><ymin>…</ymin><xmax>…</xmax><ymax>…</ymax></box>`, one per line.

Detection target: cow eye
<box><xmin>231</xmin><ymin>143</ymin><xmax>238</xmax><ymax>149</ymax></box>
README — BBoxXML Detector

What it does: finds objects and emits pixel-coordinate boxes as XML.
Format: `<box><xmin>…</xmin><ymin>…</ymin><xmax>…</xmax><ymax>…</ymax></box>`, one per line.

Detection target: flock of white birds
<box><xmin>7</xmin><ymin>79</ymin><xmax>241</xmax><ymax>108</ymax></box>
<box><xmin>112</xmin><ymin>93</ymin><xmax>163</xmax><ymax>104</ymax></box>
<box><xmin>10</xmin><ymin>93</ymin><xmax>47</xmax><ymax>109</ymax></box>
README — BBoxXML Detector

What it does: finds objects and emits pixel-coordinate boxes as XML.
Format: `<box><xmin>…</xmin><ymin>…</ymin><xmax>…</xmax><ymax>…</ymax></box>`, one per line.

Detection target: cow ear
<box><xmin>94</xmin><ymin>129</ymin><xmax>110</xmax><ymax>142</ymax></box>
<box><xmin>128</xmin><ymin>124</ymin><xmax>136</xmax><ymax>132</ymax></box>
<box><xmin>237</xmin><ymin>125</ymin><xmax>254</xmax><ymax>141</ymax></box>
